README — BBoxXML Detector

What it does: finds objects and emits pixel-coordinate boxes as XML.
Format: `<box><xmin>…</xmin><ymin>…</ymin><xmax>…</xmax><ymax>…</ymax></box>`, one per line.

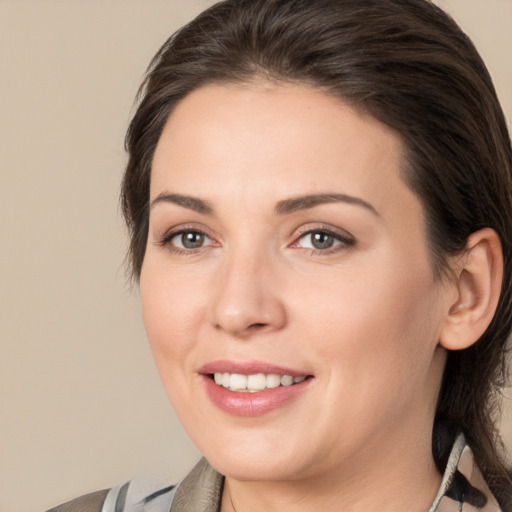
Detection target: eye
<box><xmin>158</xmin><ymin>227</ymin><xmax>216</xmax><ymax>253</ymax></box>
<box><xmin>292</xmin><ymin>228</ymin><xmax>355</xmax><ymax>253</ymax></box>
<box><xmin>300</xmin><ymin>231</ymin><xmax>339</xmax><ymax>250</ymax></box>
<box><xmin>172</xmin><ymin>230</ymin><xmax>209</xmax><ymax>249</ymax></box>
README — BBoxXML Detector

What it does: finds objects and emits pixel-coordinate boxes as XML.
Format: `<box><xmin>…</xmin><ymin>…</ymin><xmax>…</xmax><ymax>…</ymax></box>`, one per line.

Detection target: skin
<box><xmin>140</xmin><ymin>82</ymin><xmax>460</xmax><ymax>511</ymax></box>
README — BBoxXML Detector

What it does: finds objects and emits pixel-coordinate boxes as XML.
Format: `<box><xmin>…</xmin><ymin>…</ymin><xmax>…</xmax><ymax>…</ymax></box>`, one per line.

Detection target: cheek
<box><xmin>139</xmin><ymin>260</ymin><xmax>210</xmax><ymax>419</ymax></box>
<box><xmin>140</xmin><ymin>257</ymin><xmax>206</xmax><ymax>363</ymax></box>
<box><xmin>294</xmin><ymin>256</ymin><xmax>442</xmax><ymax>387</ymax></box>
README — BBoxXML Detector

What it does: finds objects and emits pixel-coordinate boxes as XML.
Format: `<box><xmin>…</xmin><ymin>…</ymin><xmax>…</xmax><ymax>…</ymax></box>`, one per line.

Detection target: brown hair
<box><xmin>122</xmin><ymin>0</ymin><xmax>512</xmax><ymax>505</ymax></box>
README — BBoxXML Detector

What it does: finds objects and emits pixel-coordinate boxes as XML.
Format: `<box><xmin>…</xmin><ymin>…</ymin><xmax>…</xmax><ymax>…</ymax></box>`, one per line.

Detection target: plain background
<box><xmin>0</xmin><ymin>1</ymin><xmax>510</xmax><ymax>511</ymax></box>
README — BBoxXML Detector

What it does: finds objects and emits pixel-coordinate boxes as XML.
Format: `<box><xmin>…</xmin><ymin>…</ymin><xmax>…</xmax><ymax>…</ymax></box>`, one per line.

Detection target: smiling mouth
<box><xmin>210</xmin><ymin>372</ymin><xmax>309</xmax><ymax>393</ymax></box>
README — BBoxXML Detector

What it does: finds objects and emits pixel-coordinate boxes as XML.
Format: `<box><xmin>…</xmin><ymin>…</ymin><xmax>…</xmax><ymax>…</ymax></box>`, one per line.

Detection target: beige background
<box><xmin>0</xmin><ymin>1</ymin><xmax>510</xmax><ymax>511</ymax></box>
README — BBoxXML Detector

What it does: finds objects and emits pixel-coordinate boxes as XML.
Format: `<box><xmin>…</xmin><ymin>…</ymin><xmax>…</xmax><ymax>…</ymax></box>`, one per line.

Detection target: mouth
<box><xmin>209</xmin><ymin>372</ymin><xmax>309</xmax><ymax>393</ymax></box>
<box><xmin>198</xmin><ymin>361</ymin><xmax>313</xmax><ymax>416</ymax></box>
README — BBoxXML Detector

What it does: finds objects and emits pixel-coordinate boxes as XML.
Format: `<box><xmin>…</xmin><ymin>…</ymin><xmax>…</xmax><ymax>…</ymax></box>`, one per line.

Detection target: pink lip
<box><xmin>198</xmin><ymin>360</ymin><xmax>313</xmax><ymax>417</ymax></box>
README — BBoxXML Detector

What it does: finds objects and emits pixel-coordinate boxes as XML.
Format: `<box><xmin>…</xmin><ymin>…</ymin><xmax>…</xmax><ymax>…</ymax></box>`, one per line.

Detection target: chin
<box><xmin>207</xmin><ymin>450</ymin><xmax>300</xmax><ymax>482</ymax></box>
<box><xmin>189</xmin><ymin>425</ymin><xmax>317</xmax><ymax>482</ymax></box>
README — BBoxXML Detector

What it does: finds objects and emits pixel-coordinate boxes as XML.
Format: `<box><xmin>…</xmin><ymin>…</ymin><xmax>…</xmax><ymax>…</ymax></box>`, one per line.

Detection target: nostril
<box><xmin>248</xmin><ymin>322</ymin><xmax>267</xmax><ymax>330</ymax></box>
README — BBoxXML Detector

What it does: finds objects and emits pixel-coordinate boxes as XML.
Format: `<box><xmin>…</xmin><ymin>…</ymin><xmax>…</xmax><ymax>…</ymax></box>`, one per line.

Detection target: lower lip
<box><xmin>201</xmin><ymin>375</ymin><xmax>312</xmax><ymax>416</ymax></box>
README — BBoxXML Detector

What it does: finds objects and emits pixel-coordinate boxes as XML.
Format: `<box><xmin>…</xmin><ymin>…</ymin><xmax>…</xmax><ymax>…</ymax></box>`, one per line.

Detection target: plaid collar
<box><xmin>427</xmin><ymin>433</ymin><xmax>501</xmax><ymax>511</ymax></box>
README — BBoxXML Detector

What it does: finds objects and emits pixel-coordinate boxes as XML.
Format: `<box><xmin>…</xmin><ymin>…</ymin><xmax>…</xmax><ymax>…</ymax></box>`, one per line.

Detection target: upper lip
<box><xmin>198</xmin><ymin>359</ymin><xmax>311</xmax><ymax>378</ymax></box>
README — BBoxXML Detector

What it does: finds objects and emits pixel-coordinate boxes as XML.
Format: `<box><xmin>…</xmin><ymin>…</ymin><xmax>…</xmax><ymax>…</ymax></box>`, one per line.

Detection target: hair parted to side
<box><xmin>122</xmin><ymin>0</ymin><xmax>512</xmax><ymax>505</ymax></box>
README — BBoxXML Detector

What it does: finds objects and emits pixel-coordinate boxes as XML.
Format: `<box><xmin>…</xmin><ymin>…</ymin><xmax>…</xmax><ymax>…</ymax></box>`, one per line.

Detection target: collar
<box><xmin>427</xmin><ymin>432</ymin><xmax>501</xmax><ymax>511</ymax></box>
<box><xmin>170</xmin><ymin>458</ymin><xmax>223</xmax><ymax>512</ymax></box>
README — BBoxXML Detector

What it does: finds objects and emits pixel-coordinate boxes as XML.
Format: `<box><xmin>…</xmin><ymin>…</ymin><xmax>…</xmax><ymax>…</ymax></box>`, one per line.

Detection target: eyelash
<box><xmin>157</xmin><ymin>225</ymin><xmax>356</xmax><ymax>256</ymax></box>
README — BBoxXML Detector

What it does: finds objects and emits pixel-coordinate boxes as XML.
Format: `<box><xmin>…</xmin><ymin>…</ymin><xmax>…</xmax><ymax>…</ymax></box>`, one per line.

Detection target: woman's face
<box><xmin>141</xmin><ymin>83</ymin><xmax>452</xmax><ymax>483</ymax></box>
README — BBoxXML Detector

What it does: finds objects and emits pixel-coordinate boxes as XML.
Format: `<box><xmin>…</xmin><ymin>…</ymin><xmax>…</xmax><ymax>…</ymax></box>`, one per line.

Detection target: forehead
<box><xmin>151</xmin><ymin>82</ymin><xmax>417</xmax><ymax>219</ymax></box>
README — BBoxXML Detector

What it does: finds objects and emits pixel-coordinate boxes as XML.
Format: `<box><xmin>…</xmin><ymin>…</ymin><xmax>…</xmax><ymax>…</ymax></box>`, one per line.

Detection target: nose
<box><xmin>208</xmin><ymin>249</ymin><xmax>287</xmax><ymax>338</ymax></box>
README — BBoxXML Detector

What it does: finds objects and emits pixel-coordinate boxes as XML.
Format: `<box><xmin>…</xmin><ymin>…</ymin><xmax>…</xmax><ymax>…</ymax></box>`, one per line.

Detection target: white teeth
<box><xmin>280</xmin><ymin>375</ymin><xmax>294</xmax><ymax>386</ymax></box>
<box><xmin>212</xmin><ymin>372</ymin><xmax>307</xmax><ymax>392</ymax></box>
<box><xmin>247</xmin><ymin>373</ymin><xmax>266</xmax><ymax>390</ymax></box>
<box><xmin>266</xmin><ymin>374</ymin><xmax>281</xmax><ymax>389</ymax></box>
<box><xmin>229</xmin><ymin>373</ymin><xmax>247</xmax><ymax>391</ymax></box>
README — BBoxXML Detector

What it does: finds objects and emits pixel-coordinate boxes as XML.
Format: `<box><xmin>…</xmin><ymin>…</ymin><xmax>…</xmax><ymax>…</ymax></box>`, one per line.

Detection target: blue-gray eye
<box><xmin>310</xmin><ymin>232</ymin><xmax>336</xmax><ymax>249</ymax></box>
<box><xmin>298</xmin><ymin>231</ymin><xmax>342</xmax><ymax>250</ymax></box>
<box><xmin>174</xmin><ymin>231</ymin><xmax>207</xmax><ymax>249</ymax></box>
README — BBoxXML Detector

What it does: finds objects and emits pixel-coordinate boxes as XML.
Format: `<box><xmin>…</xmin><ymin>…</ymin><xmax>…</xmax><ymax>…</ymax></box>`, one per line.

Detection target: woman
<box><xmin>48</xmin><ymin>0</ymin><xmax>512</xmax><ymax>510</ymax></box>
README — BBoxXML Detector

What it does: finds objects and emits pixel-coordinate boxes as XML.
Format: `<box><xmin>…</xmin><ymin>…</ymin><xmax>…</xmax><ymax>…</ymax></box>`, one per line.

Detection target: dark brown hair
<box><xmin>122</xmin><ymin>0</ymin><xmax>512</xmax><ymax>505</ymax></box>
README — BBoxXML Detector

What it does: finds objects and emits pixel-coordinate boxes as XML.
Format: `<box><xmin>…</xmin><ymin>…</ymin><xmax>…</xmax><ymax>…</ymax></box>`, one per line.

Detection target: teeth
<box><xmin>266</xmin><ymin>374</ymin><xmax>281</xmax><ymax>389</ymax></box>
<box><xmin>212</xmin><ymin>372</ymin><xmax>307</xmax><ymax>392</ymax></box>
<box><xmin>229</xmin><ymin>373</ymin><xmax>247</xmax><ymax>391</ymax></box>
<box><xmin>247</xmin><ymin>373</ymin><xmax>266</xmax><ymax>389</ymax></box>
<box><xmin>280</xmin><ymin>375</ymin><xmax>294</xmax><ymax>386</ymax></box>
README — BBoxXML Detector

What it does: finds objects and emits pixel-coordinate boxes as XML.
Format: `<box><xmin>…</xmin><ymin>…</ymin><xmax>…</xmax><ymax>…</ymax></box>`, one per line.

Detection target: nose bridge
<box><xmin>209</xmin><ymin>240</ymin><xmax>286</xmax><ymax>337</ymax></box>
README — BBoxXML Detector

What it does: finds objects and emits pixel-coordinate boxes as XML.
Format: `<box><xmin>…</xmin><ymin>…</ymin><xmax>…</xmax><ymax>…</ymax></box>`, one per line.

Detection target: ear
<box><xmin>439</xmin><ymin>228</ymin><xmax>503</xmax><ymax>351</ymax></box>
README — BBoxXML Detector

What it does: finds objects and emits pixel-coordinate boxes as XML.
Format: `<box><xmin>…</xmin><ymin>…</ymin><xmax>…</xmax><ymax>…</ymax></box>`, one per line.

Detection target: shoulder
<box><xmin>45</xmin><ymin>489</ymin><xmax>109</xmax><ymax>512</ymax></box>
<box><xmin>44</xmin><ymin>459</ymin><xmax>221</xmax><ymax>512</ymax></box>
<box><xmin>100</xmin><ymin>459</ymin><xmax>222</xmax><ymax>512</ymax></box>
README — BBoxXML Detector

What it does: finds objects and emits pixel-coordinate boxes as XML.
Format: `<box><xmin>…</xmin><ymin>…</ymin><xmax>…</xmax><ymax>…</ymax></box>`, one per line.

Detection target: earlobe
<box><xmin>439</xmin><ymin>228</ymin><xmax>503</xmax><ymax>351</ymax></box>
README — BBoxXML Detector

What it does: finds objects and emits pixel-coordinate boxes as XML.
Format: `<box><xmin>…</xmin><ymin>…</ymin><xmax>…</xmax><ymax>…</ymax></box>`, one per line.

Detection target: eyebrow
<box><xmin>149</xmin><ymin>192</ymin><xmax>378</xmax><ymax>217</ymax></box>
<box><xmin>150</xmin><ymin>193</ymin><xmax>214</xmax><ymax>215</ymax></box>
<box><xmin>275</xmin><ymin>193</ymin><xmax>379</xmax><ymax>216</ymax></box>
